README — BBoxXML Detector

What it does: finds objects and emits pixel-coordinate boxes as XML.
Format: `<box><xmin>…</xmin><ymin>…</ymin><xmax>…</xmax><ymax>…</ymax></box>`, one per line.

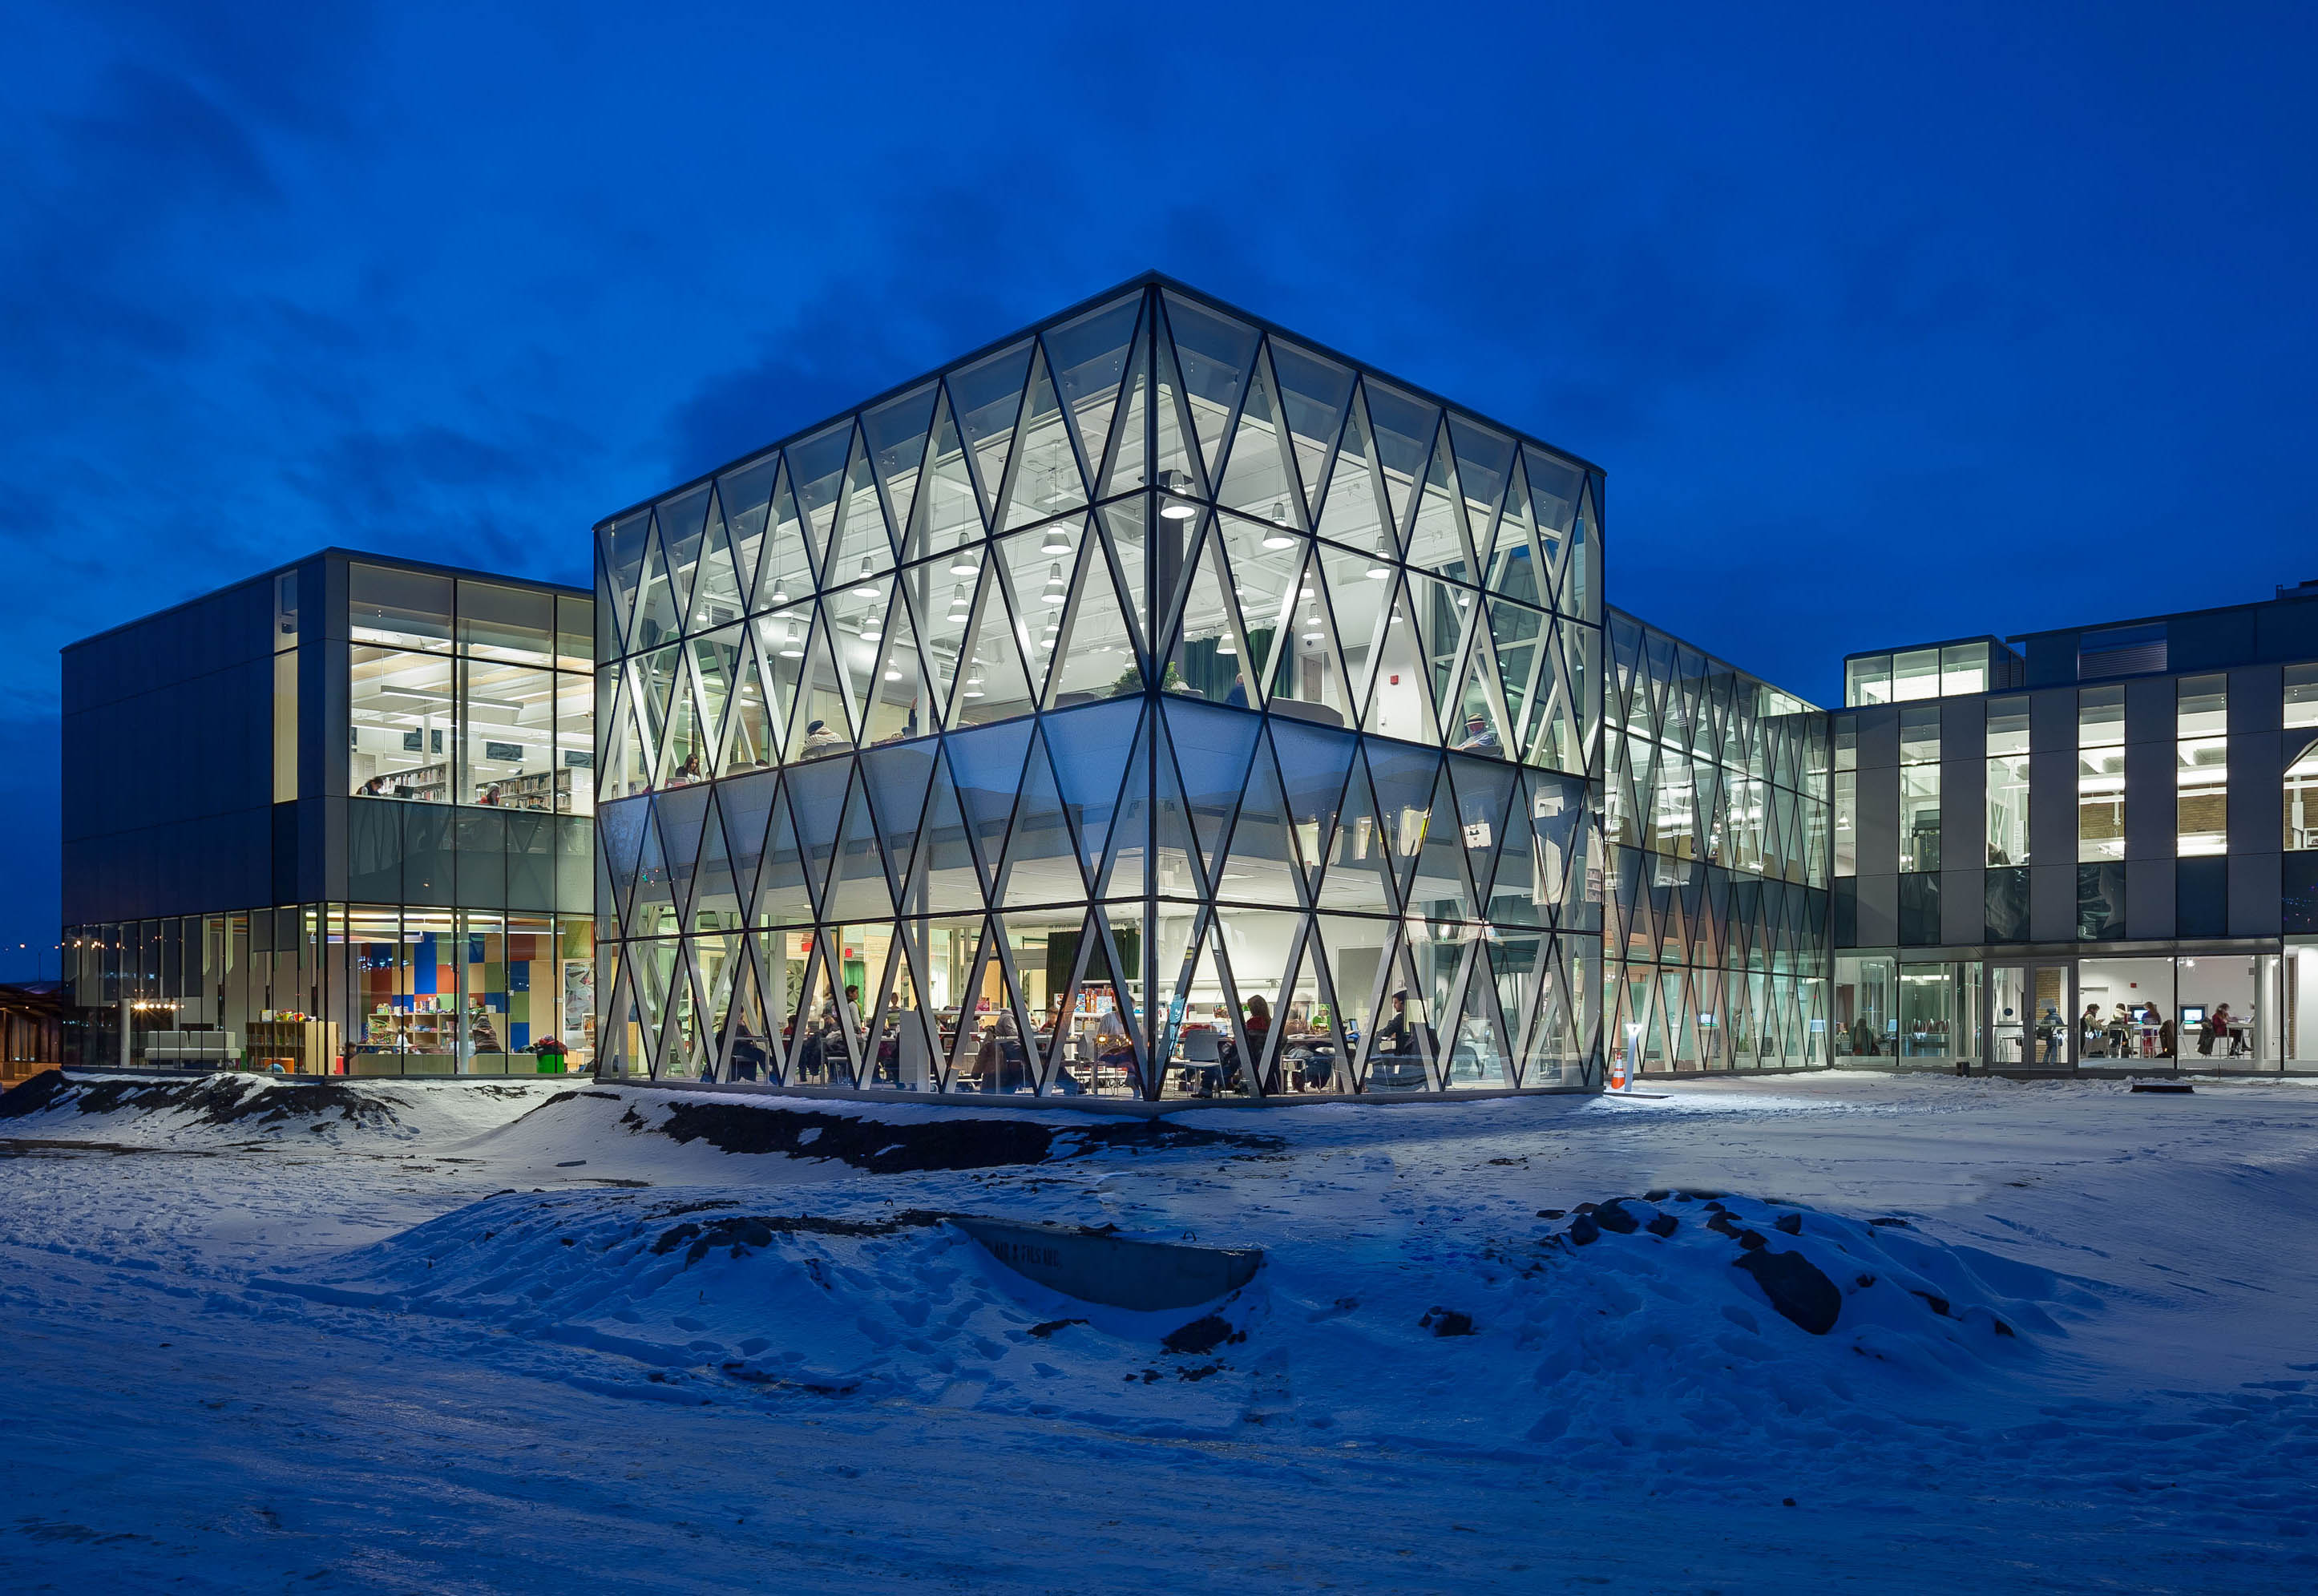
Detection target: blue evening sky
<box><xmin>3</xmin><ymin>1</ymin><xmax>2313</xmax><ymax>975</ymax></box>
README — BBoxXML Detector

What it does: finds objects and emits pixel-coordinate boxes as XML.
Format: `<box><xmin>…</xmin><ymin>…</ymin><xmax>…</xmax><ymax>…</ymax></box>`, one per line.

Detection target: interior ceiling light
<box><xmin>1158</xmin><ymin>469</ymin><xmax>1197</xmax><ymax>519</ymax></box>
<box><xmin>883</xmin><ymin>666</ymin><xmax>903</xmax><ymax>681</ymax></box>
<box><xmin>946</xmin><ymin>584</ymin><xmax>970</xmax><ymax>622</ymax></box>
<box><xmin>1262</xmin><ymin>501</ymin><xmax>1296</xmax><ymax>549</ymax></box>
<box><xmin>1040</xmin><ymin>523</ymin><xmax>1074</xmax><ymax>555</ymax></box>
<box><xmin>963</xmin><ymin>669</ymin><xmax>986</xmax><ymax>698</ymax></box>
<box><xmin>1040</xmin><ymin>563</ymin><xmax>1067</xmax><ymax>604</ymax></box>
<box><xmin>777</xmin><ymin>620</ymin><xmax>804</xmax><ymax>659</ymax></box>
<box><xmin>1366</xmin><ymin>564</ymin><xmax>1391</xmax><ymax>580</ymax></box>
<box><xmin>949</xmin><ymin>552</ymin><xmax>980</xmax><ymax>575</ymax></box>
<box><xmin>1215</xmin><ymin>632</ymin><xmax>1237</xmax><ymax>657</ymax></box>
<box><xmin>850</xmin><ymin>558</ymin><xmax>879</xmax><ymax>598</ymax></box>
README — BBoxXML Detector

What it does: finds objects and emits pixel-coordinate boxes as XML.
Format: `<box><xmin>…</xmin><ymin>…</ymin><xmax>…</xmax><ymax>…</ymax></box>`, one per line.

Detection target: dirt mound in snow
<box><xmin>255</xmin><ymin>1182</ymin><xmax>2104</xmax><ymax>1451</ymax></box>
<box><xmin>0</xmin><ymin>1069</ymin><xmax>406</xmax><ymax>1133</ymax></box>
<box><xmin>475</xmin><ymin>1086</ymin><xmax>1281</xmax><ymax>1178</ymax></box>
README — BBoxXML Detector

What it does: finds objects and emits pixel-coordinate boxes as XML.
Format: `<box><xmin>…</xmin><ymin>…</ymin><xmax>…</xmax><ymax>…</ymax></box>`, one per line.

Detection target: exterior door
<box><xmin>1989</xmin><ymin>964</ymin><xmax>2073</xmax><ymax>1068</ymax></box>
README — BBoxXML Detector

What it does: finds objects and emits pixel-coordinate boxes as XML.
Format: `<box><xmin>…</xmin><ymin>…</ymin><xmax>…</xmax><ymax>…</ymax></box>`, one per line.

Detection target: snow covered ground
<box><xmin>3</xmin><ymin>1069</ymin><xmax>2316</xmax><ymax>1593</ymax></box>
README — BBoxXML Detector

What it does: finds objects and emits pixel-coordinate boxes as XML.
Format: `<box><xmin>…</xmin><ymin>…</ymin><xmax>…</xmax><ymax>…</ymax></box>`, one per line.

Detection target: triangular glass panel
<box><xmin>862</xmin><ymin>381</ymin><xmax>938</xmax><ymax>543</ymax></box>
<box><xmin>1315</xmin><ymin>750</ymin><xmax>1396</xmax><ymax>913</ymax></box>
<box><xmin>1446</xmin><ymin>752</ymin><xmax>1518</xmax><ymax>907</ymax></box>
<box><xmin>1361</xmin><ymin>579</ymin><xmax>1441</xmax><ymax>745</ymax></box>
<box><xmin>825</xmin><ymin>773</ymin><xmax>891</xmax><ymax>923</ymax></box>
<box><xmin>599</xmin><ymin>508</ymin><xmax>652</xmax><ymax>651</ymax></box>
<box><xmin>1003</xmin><ymin>345</ymin><xmax>1083</xmax><ymax>531</ymax></box>
<box><xmin>823</xmin><ymin>430</ymin><xmax>894</xmax><ymax>608</ymax></box>
<box><xmin>1152</xmin><ymin>326</ymin><xmax>1201</xmax><ymax>500</ymax></box>
<box><xmin>659</xmin><ymin>786</ymin><xmax>710</xmax><ymax>929</ymax></box>
<box><xmin>751</xmin><ymin>458</ymin><xmax>817</xmax><ymax>612</ymax></box>
<box><xmin>1043</xmin><ymin>697</ymin><xmax>1142</xmax><ymax>889</ymax></box>
<box><xmin>655</xmin><ymin>483</ymin><xmax>714</xmax><ymax>628</ymax></box>
<box><xmin>1149</xmin><ymin>723</ymin><xmax>1205</xmax><ymax>903</ymax></box>
<box><xmin>785</xmin><ymin>604</ymin><xmax>856</xmax><ymax>753</ymax></box>
<box><xmin>1217</xmin><ymin>731</ymin><xmax>1302</xmax><ymax>907</ymax></box>
<box><xmin>631</xmin><ymin>527</ymin><xmax>681</xmax><ymax>654</ymax></box>
<box><xmin>692</xmin><ymin>790</ymin><xmax>744</xmax><ymax>931</ymax></box>
<box><xmin>1044</xmin><ymin>290</ymin><xmax>1141</xmax><ymax>493</ymax></box>
<box><xmin>1361</xmin><ymin>381</ymin><xmax>1439</xmax><ymax>548</ymax></box>
<box><xmin>1314</xmin><ymin>538</ymin><xmax>1392</xmax><ymax>713</ymax></box>
<box><xmin>629</xmin><ymin>803</ymin><xmax>676</xmax><ymax>937</ymax></box>
<box><xmin>715</xmin><ymin>768</ymin><xmax>778</xmax><ymax>915</ymax></box>
<box><xmin>1269</xmin><ymin>338</ymin><xmax>1354</xmax><ymax>523</ymax></box>
<box><xmin>1363</xmin><ymin>739</ymin><xmax>1440</xmax><ymax>906</ymax></box>
<box><xmin>787</xmin><ymin>422</ymin><xmax>853</xmax><ymax>582</ymax></box>
<box><xmin>944</xmin><ymin>717</ymin><xmax>1035</xmax><ymax>887</ymax></box>
<box><xmin>782</xmin><ymin>757</ymin><xmax>849</xmax><ymax>916</ymax></box>
<box><xmin>1162</xmin><ymin>523</ymin><xmax>1246</xmax><ymax>704</ymax></box>
<box><xmin>1404</xmin><ymin>418</ymin><xmax>1471</xmax><ymax>581</ymax></box>
<box><xmin>598</xmin><ymin>796</ymin><xmax>649</xmax><ymax>929</ymax></box>
<box><xmin>1161</xmin><ymin>290</ymin><xmax>1259</xmax><ymax>485</ymax></box>
<box><xmin>948</xmin><ymin>339</ymin><xmax>1034</xmax><ymax>527</ymax></box>
<box><xmin>1215</xmin><ymin>347</ymin><xmax>1298</xmax><ymax>519</ymax></box>
<box><xmin>1161</xmin><ymin>697</ymin><xmax>1260</xmax><ymax>884</ymax></box>
<box><xmin>910</xmin><ymin>387</ymin><xmax>983</xmax><ymax>563</ymax></box>
<box><xmin>687</xmin><ymin>492</ymin><xmax>748</xmax><ymax>637</ymax></box>
<box><xmin>997</xmin><ymin>526</ymin><xmax>1074</xmax><ymax>703</ymax></box>
<box><xmin>689</xmin><ymin>625</ymin><xmax>742</xmax><ymax>776</ymax></box>
<box><xmin>1098</xmin><ymin>329</ymin><xmax>1145</xmax><ymax>491</ymax></box>
<box><xmin>1042</xmin><ymin>517</ymin><xmax>1143</xmax><ymax>708</ymax></box>
<box><xmin>948</xmin><ymin>562</ymin><xmax>1038</xmax><ymax>726</ymax></box>
<box><xmin>916</xmin><ymin>744</ymin><xmax>986</xmax><ymax>913</ymax></box>
<box><xmin>714</xmin><ymin>454</ymin><xmax>781</xmax><ymax>615</ymax></box>
<box><xmin>1096</xmin><ymin>496</ymin><xmax>1150</xmax><ymax>660</ymax></box>
<box><xmin>719</xmin><ymin>623</ymin><xmax>776</xmax><ymax>774</ymax></box>
<box><xmin>1265</xmin><ymin>542</ymin><xmax>1350</xmax><ymax>723</ymax></box>
<box><xmin>1315</xmin><ymin>393</ymin><xmax>1391</xmax><ymax>556</ymax></box>
<box><xmin>1406</xmin><ymin>762</ymin><xmax>1476</xmax><ymax>922</ymax></box>
<box><xmin>1099</xmin><ymin>725</ymin><xmax>1151</xmax><ymax>901</ymax></box>
<box><xmin>997</xmin><ymin>729</ymin><xmax>1079</xmax><ymax>909</ymax></box>
<box><xmin>1214</xmin><ymin>513</ymin><xmax>1305</xmax><ymax>705</ymax></box>
<box><xmin>1268</xmin><ymin>714</ymin><xmax>1356</xmax><ymax>891</ymax></box>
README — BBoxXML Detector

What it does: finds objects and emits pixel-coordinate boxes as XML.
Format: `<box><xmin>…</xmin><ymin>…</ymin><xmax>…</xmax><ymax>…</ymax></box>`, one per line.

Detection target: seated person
<box><xmin>1372</xmin><ymin>989</ymin><xmax>1416</xmax><ymax>1055</ymax></box>
<box><xmin>798</xmin><ymin>718</ymin><xmax>848</xmax><ymax>758</ymax></box>
<box><xmin>1453</xmin><ymin>711</ymin><xmax>1504</xmax><ymax>757</ymax></box>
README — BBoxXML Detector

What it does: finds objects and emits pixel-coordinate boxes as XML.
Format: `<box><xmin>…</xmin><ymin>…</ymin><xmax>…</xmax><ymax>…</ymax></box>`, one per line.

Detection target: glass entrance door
<box><xmin>1989</xmin><ymin>964</ymin><xmax>2072</xmax><ymax>1068</ymax></box>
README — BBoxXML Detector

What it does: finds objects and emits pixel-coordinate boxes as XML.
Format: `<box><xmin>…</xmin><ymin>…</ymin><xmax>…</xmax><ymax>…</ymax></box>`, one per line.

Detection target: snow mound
<box><xmin>253</xmin><ymin>1182</ymin><xmax>2106</xmax><ymax>1453</ymax></box>
<box><xmin>0</xmin><ymin>1069</ymin><xmax>560</xmax><ymax>1145</ymax></box>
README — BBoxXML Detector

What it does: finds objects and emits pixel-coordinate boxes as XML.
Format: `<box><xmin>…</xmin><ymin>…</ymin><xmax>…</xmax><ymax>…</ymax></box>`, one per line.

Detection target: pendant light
<box><xmin>1261</xmin><ymin>500</ymin><xmax>1296</xmax><ymax>550</ymax></box>
<box><xmin>850</xmin><ymin>558</ymin><xmax>879</xmax><ymax>598</ymax></box>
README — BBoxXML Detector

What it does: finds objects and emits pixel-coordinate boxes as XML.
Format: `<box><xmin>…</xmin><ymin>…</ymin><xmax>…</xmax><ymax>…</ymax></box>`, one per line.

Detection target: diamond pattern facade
<box><xmin>592</xmin><ymin>279</ymin><xmax>1612</xmax><ymax>1097</ymax></box>
<box><xmin>1602</xmin><ymin>610</ymin><xmax>1832</xmax><ymax>1074</ymax></box>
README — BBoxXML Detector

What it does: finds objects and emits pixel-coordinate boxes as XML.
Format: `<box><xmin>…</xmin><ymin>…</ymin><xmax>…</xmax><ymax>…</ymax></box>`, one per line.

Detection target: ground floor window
<box><xmin>63</xmin><ymin>906</ymin><xmax>595</xmax><ymax>1076</ymax></box>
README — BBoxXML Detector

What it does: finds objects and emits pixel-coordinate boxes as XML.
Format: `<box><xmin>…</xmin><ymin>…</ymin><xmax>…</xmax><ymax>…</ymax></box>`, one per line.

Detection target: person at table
<box><xmin>1453</xmin><ymin>710</ymin><xmax>1504</xmax><ymax>757</ymax></box>
<box><xmin>2211</xmin><ymin>1002</ymin><xmax>2240</xmax><ymax>1057</ymax></box>
<box><xmin>2199</xmin><ymin>1004</ymin><xmax>2226</xmax><ymax>1057</ymax></box>
<box><xmin>2081</xmin><ymin>1002</ymin><xmax>2106</xmax><ymax>1058</ymax></box>
<box><xmin>1373</xmin><ymin>989</ymin><xmax>1415</xmax><ymax>1056</ymax></box>
<box><xmin>1239</xmin><ymin>993</ymin><xmax>1274</xmax><ymax>1090</ymax></box>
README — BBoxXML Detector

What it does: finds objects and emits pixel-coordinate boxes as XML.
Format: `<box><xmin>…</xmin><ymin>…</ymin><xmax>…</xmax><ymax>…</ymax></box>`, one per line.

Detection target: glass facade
<box><xmin>63</xmin><ymin>556</ymin><xmax>596</xmax><ymax>1076</ymax></box>
<box><xmin>594</xmin><ymin>282</ymin><xmax>1607</xmax><ymax>1097</ymax></box>
<box><xmin>1600</xmin><ymin>613</ymin><xmax>1829</xmax><ymax>1076</ymax></box>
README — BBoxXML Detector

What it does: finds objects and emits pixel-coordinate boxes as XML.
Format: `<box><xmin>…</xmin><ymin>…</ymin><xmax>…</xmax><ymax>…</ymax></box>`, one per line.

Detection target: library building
<box><xmin>61</xmin><ymin>551</ymin><xmax>599</xmax><ymax>1074</ymax></box>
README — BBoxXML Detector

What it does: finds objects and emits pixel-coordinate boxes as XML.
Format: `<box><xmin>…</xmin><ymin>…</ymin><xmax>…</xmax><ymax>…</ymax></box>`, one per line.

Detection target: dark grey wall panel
<box><xmin>1858</xmin><ymin>762</ymin><xmax>1899</xmax><ymax>877</ymax></box>
<box><xmin>2228</xmin><ymin>851</ymin><xmax>2281</xmax><ymax>937</ymax></box>
<box><xmin>2124</xmin><ymin>677</ymin><xmax>2172</xmax><ymax>746</ymax></box>
<box><xmin>1854</xmin><ymin>872</ymin><xmax>1896</xmax><ymax>947</ymax></box>
<box><xmin>2126</xmin><ymin>856</ymin><xmax>2175</xmax><ymax>939</ymax></box>
<box><xmin>1856</xmin><ymin>705</ymin><xmax>1899</xmax><ymax>770</ymax></box>
<box><xmin>1940</xmin><ymin>867</ymin><xmax>1984</xmax><ymax>944</ymax></box>
<box><xmin>2029</xmin><ymin>746</ymin><xmax>2074</xmax><ymax>867</ymax></box>
<box><xmin>2030</xmin><ymin>862</ymin><xmax>2075</xmax><ymax>941</ymax></box>
<box><xmin>2122</xmin><ymin>740</ymin><xmax>2171</xmax><ymax>860</ymax></box>
<box><xmin>1940</xmin><ymin>699</ymin><xmax>1985</xmax><ymax>870</ymax></box>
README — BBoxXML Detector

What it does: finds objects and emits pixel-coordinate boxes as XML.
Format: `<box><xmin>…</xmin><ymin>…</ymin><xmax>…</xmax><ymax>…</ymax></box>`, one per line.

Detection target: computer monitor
<box><xmin>2179</xmin><ymin>1004</ymin><xmax>2207</xmax><ymax>1028</ymax></box>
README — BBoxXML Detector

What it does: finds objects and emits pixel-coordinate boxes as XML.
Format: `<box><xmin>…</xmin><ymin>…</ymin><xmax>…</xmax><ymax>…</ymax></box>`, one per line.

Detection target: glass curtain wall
<box><xmin>594</xmin><ymin>282</ymin><xmax>1606</xmax><ymax>1098</ymax></box>
<box><xmin>63</xmin><ymin>907</ymin><xmax>596</xmax><ymax>1073</ymax></box>
<box><xmin>1601</xmin><ymin>612</ymin><xmax>1830</xmax><ymax>1077</ymax></box>
<box><xmin>2177</xmin><ymin>676</ymin><xmax>2227</xmax><ymax>855</ymax></box>
<box><xmin>351</xmin><ymin>568</ymin><xmax>596</xmax><ymax>814</ymax></box>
